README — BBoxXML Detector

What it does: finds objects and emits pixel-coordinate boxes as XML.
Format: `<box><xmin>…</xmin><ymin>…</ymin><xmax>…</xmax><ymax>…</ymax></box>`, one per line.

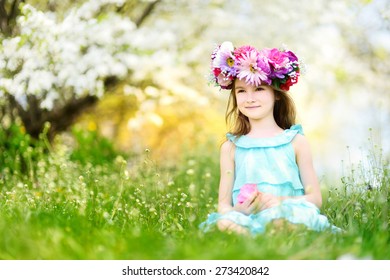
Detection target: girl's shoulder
<box><xmin>291</xmin><ymin>132</ymin><xmax>308</xmax><ymax>145</ymax></box>
<box><xmin>291</xmin><ymin>132</ymin><xmax>312</xmax><ymax>156</ymax></box>
<box><xmin>221</xmin><ymin>139</ymin><xmax>236</xmax><ymax>161</ymax></box>
<box><xmin>221</xmin><ymin>139</ymin><xmax>235</xmax><ymax>152</ymax></box>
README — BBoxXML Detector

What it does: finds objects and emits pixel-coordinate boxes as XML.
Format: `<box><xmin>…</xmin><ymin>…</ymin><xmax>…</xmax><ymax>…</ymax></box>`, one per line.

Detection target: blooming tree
<box><xmin>0</xmin><ymin>0</ymin><xmax>166</xmax><ymax>140</ymax></box>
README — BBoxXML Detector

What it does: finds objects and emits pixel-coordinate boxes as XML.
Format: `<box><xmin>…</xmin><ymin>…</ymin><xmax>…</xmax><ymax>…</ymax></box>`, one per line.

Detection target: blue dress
<box><xmin>200</xmin><ymin>124</ymin><xmax>341</xmax><ymax>234</ymax></box>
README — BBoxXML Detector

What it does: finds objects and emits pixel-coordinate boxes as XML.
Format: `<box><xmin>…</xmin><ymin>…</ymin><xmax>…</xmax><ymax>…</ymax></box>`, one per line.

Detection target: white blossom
<box><xmin>0</xmin><ymin>0</ymin><xmax>157</xmax><ymax>110</ymax></box>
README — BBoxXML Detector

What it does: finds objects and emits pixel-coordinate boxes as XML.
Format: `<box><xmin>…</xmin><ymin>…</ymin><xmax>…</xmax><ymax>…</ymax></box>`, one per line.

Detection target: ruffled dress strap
<box><xmin>289</xmin><ymin>124</ymin><xmax>304</xmax><ymax>135</ymax></box>
<box><xmin>226</xmin><ymin>124</ymin><xmax>304</xmax><ymax>148</ymax></box>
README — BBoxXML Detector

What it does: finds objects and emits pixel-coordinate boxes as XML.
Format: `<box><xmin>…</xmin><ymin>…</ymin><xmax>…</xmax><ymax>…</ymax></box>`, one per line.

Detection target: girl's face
<box><xmin>234</xmin><ymin>78</ymin><xmax>276</xmax><ymax>121</ymax></box>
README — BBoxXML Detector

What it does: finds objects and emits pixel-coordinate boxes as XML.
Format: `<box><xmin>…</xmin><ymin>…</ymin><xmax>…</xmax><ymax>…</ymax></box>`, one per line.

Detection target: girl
<box><xmin>200</xmin><ymin>41</ymin><xmax>340</xmax><ymax>235</ymax></box>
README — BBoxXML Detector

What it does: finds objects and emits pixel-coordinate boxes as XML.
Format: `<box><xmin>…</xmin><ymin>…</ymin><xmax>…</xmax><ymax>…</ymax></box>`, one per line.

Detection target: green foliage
<box><xmin>0</xmin><ymin>135</ymin><xmax>389</xmax><ymax>259</ymax></box>
<box><xmin>0</xmin><ymin>123</ymin><xmax>49</xmax><ymax>176</ymax></box>
<box><xmin>69</xmin><ymin>127</ymin><xmax>126</xmax><ymax>166</ymax></box>
<box><xmin>322</xmin><ymin>146</ymin><xmax>390</xmax><ymax>258</ymax></box>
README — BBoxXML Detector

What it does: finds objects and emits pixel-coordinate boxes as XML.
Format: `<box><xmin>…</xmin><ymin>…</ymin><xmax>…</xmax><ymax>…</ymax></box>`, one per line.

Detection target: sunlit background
<box><xmin>1</xmin><ymin>0</ymin><xmax>389</xmax><ymax>185</ymax></box>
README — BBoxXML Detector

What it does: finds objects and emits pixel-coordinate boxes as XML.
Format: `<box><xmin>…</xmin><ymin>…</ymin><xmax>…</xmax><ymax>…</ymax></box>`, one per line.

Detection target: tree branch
<box><xmin>0</xmin><ymin>0</ymin><xmax>24</xmax><ymax>36</ymax></box>
<box><xmin>0</xmin><ymin>0</ymin><xmax>8</xmax><ymax>34</ymax></box>
<box><xmin>9</xmin><ymin>0</ymin><xmax>24</xmax><ymax>22</ymax></box>
<box><xmin>135</xmin><ymin>0</ymin><xmax>161</xmax><ymax>27</ymax></box>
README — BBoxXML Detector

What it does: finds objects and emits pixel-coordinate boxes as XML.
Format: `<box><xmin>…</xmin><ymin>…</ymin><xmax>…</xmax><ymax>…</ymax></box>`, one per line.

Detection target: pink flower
<box><xmin>263</xmin><ymin>48</ymin><xmax>289</xmax><ymax>68</ymax></box>
<box><xmin>237</xmin><ymin>183</ymin><xmax>258</xmax><ymax>204</ymax></box>
<box><xmin>236</xmin><ymin>50</ymin><xmax>271</xmax><ymax>86</ymax></box>
<box><xmin>234</xmin><ymin>45</ymin><xmax>257</xmax><ymax>60</ymax></box>
<box><xmin>216</xmin><ymin>72</ymin><xmax>234</xmax><ymax>89</ymax></box>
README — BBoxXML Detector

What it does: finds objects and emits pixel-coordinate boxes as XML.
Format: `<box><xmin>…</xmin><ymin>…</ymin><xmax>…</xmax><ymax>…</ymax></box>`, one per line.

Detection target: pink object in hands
<box><xmin>237</xmin><ymin>183</ymin><xmax>258</xmax><ymax>204</ymax></box>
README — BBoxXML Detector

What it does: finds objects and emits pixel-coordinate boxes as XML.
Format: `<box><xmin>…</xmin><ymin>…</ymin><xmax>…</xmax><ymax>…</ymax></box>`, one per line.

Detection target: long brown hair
<box><xmin>225</xmin><ymin>80</ymin><xmax>296</xmax><ymax>136</ymax></box>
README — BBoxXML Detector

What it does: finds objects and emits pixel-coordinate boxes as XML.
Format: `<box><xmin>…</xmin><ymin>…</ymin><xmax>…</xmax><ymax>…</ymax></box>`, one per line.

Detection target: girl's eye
<box><xmin>256</xmin><ymin>87</ymin><xmax>264</xmax><ymax>91</ymax></box>
<box><xmin>236</xmin><ymin>89</ymin><xmax>245</xmax><ymax>94</ymax></box>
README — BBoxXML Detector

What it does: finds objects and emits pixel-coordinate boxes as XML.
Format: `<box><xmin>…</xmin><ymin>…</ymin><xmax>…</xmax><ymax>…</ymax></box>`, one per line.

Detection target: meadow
<box><xmin>0</xmin><ymin>124</ymin><xmax>389</xmax><ymax>260</ymax></box>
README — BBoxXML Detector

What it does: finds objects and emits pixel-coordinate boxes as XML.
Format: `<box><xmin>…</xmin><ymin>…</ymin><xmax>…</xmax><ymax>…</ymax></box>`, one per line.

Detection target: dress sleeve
<box><xmin>290</xmin><ymin>124</ymin><xmax>304</xmax><ymax>135</ymax></box>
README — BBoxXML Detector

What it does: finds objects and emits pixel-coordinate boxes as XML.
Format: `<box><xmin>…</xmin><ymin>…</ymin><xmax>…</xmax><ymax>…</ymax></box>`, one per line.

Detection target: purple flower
<box><xmin>285</xmin><ymin>50</ymin><xmax>298</xmax><ymax>62</ymax></box>
<box><xmin>212</xmin><ymin>41</ymin><xmax>237</xmax><ymax>78</ymax></box>
<box><xmin>262</xmin><ymin>48</ymin><xmax>292</xmax><ymax>79</ymax></box>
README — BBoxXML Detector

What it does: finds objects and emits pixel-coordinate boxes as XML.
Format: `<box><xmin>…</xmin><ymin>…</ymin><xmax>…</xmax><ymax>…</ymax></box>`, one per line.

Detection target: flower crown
<box><xmin>210</xmin><ymin>41</ymin><xmax>301</xmax><ymax>91</ymax></box>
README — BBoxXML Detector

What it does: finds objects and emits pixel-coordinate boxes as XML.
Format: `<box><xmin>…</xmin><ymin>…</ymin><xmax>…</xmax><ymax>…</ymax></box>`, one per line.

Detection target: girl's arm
<box><xmin>216</xmin><ymin>140</ymin><xmax>257</xmax><ymax>234</ymax></box>
<box><xmin>217</xmin><ymin>141</ymin><xmax>261</xmax><ymax>214</ymax></box>
<box><xmin>217</xmin><ymin>140</ymin><xmax>236</xmax><ymax>214</ymax></box>
<box><xmin>293</xmin><ymin>134</ymin><xmax>322</xmax><ymax>208</ymax></box>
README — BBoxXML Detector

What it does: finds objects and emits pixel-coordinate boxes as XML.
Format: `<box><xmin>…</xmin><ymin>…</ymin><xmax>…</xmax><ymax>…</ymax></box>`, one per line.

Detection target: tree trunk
<box><xmin>9</xmin><ymin>94</ymin><xmax>99</xmax><ymax>141</ymax></box>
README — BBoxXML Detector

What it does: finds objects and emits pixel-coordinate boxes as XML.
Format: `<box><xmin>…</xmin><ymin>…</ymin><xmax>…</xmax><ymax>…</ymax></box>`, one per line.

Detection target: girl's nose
<box><xmin>246</xmin><ymin>91</ymin><xmax>255</xmax><ymax>102</ymax></box>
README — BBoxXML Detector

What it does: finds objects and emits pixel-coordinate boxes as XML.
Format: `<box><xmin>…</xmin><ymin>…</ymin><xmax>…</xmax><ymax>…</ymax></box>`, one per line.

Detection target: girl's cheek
<box><xmin>236</xmin><ymin>96</ymin><xmax>246</xmax><ymax>104</ymax></box>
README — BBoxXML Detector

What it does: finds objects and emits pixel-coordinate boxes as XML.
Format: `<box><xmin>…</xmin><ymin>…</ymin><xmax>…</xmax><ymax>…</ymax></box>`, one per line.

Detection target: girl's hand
<box><xmin>259</xmin><ymin>193</ymin><xmax>281</xmax><ymax>211</ymax></box>
<box><xmin>233</xmin><ymin>191</ymin><xmax>262</xmax><ymax>215</ymax></box>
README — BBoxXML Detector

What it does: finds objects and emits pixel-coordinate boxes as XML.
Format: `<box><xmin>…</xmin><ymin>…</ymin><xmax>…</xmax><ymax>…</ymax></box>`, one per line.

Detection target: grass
<box><xmin>0</xmin><ymin>129</ymin><xmax>389</xmax><ymax>260</ymax></box>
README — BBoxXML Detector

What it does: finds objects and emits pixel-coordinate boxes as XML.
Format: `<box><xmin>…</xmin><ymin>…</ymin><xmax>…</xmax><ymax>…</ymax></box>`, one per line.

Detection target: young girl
<box><xmin>200</xmin><ymin>41</ymin><xmax>340</xmax><ymax>235</ymax></box>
